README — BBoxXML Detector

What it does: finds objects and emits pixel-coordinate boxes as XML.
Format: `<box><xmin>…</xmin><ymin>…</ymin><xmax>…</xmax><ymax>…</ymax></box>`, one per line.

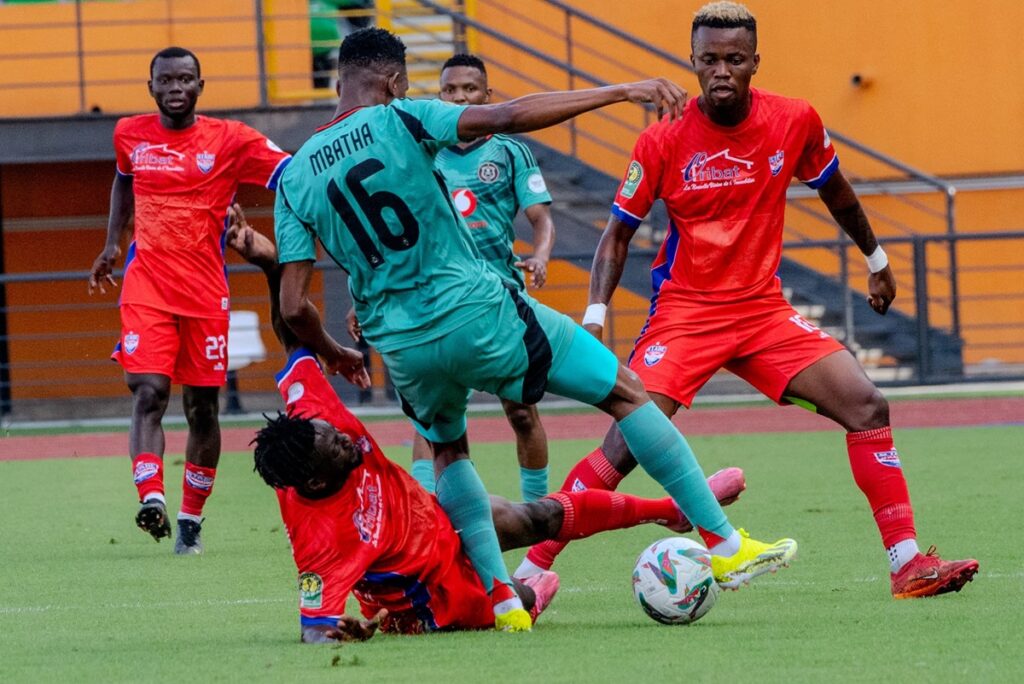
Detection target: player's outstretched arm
<box><xmin>457</xmin><ymin>80</ymin><xmax>687</xmax><ymax>141</ymax></box>
<box><xmin>88</xmin><ymin>173</ymin><xmax>134</xmax><ymax>295</ymax></box>
<box><xmin>583</xmin><ymin>216</ymin><xmax>637</xmax><ymax>340</ymax></box>
<box><xmin>816</xmin><ymin>169</ymin><xmax>896</xmax><ymax>315</ymax></box>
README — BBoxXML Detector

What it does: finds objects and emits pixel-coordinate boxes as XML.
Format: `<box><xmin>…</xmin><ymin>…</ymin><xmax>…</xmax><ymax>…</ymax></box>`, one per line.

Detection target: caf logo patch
<box><xmin>477</xmin><ymin>161</ymin><xmax>500</xmax><ymax>183</ymax></box>
<box><xmin>621</xmin><ymin>161</ymin><xmax>643</xmax><ymax>198</ymax></box>
<box><xmin>299</xmin><ymin>572</ymin><xmax>323</xmax><ymax>608</ymax></box>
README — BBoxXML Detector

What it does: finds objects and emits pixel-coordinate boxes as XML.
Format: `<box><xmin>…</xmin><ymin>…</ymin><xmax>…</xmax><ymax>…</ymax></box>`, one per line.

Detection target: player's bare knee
<box><xmin>505</xmin><ymin>405</ymin><xmax>537</xmax><ymax>435</ymax></box>
<box><xmin>131</xmin><ymin>381</ymin><xmax>169</xmax><ymax>415</ymax></box>
<box><xmin>613</xmin><ymin>366</ymin><xmax>648</xmax><ymax>406</ymax></box>
<box><xmin>849</xmin><ymin>386</ymin><xmax>889</xmax><ymax>431</ymax></box>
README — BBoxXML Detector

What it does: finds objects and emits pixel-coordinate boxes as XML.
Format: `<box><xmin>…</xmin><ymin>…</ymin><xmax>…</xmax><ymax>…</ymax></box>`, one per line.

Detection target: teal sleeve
<box><xmin>274</xmin><ymin>184</ymin><xmax>317</xmax><ymax>264</ymax></box>
<box><xmin>510</xmin><ymin>141</ymin><xmax>552</xmax><ymax>209</ymax></box>
<box><xmin>393</xmin><ymin>98</ymin><xmax>468</xmax><ymax>155</ymax></box>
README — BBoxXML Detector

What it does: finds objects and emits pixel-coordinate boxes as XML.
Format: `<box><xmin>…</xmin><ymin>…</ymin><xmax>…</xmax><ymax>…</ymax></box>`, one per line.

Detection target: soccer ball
<box><xmin>632</xmin><ymin>537</ymin><xmax>719</xmax><ymax>625</ymax></box>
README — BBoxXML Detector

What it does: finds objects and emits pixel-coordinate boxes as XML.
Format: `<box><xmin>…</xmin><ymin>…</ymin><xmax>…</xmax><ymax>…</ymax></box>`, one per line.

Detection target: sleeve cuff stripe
<box><xmin>611</xmin><ymin>204</ymin><xmax>643</xmax><ymax>229</ymax></box>
<box><xmin>800</xmin><ymin>154</ymin><xmax>839</xmax><ymax>189</ymax></box>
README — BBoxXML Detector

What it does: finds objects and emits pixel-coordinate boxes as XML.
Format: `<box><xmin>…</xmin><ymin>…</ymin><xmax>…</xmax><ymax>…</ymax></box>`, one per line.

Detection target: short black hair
<box><xmin>691</xmin><ymin>2</ymin><xmax>757</xmax><ymax>49</ymax></box>
<box><xmin>252</xmin><ymin>413</ymin><xmax>317</xmax><ymax>490</ymax></box>
<box><xmin>150</xmin><ymin>46</ymin><xmax>201</xmax><ymax>79</ymax></box>
<box><xmin>338</xmin><ymin>27</ymin><xmax>406</xmax><ymax>71</ymax></box>
<box><xmin>442</xmin><ymin>53</ymin><xmax>487</xmax><ymax>75</ymax></box>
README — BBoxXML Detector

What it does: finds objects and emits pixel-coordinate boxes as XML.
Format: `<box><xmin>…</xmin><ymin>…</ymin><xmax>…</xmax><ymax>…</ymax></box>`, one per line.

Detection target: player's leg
<box><xmin>409</xmin><ymin>432</ymin><xmax>435</xmax><ymax>493</ymax></box>
<box><xmin>782</xmin><ymin>350</ymin><xmax>978</xmax><ymax>597</ymax></box>
<box><xmin>500</xmin><ymin>398</ymin><xmax>549</xmax><ymax>501</ymax></box>
<box><xmin>544</xmin><ymin>324</ymin><xmax>797</xmax><ymax>588</ymax></box>
<box><xmin>172</xmin><ymin>315</ymin><xmax>228</xmax><ymax>555</ymax></box>
<box><xmin>126</xmin><ymin>371</ymin><xmax>172</xmax><ymax>541</ymax></box>
<box><xmin>114</xmin><ymin>303</ymin><xmax>179</xmax><ymax>542</ymax></box>
<box><xmin>176</xmin><ymin>384</ymin><xmax>220</xmax><ymax>554</ymax></box>
<box><xmin>383</xmin><ymin>324</ymin><xmax>531</xmax><ymax>632</ymax></box>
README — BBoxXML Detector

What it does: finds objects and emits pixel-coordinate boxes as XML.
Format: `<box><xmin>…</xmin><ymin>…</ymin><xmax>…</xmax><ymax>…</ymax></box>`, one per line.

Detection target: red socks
<box><xmin>550</xmin><ymin>490</ymin><xmax>682</xmax><ymax>541</ymax></box>
<box><xmin>180</xmin><ymin>463</ymin><xmax>217</xmax><ymax>518</ymax></box>
<box><xmin>525</xmin><ymin>448</ymin><xmax>625</xmax><ymax>569</ymax></box>
<box><xmin>132</xmin><ymin>453</ymin><xmax>164</xmax><ymax>502</ymax></box>
<box><xmin>847</xmin><ymin>426</ymin><xmax>916</xmax><ymax>548</ymax></box>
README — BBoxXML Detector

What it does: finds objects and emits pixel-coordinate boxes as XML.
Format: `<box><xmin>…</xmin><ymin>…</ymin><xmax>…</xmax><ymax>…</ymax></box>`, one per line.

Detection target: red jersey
<box><xmin>114</xmin><ymin>114</ymin><xmax>290</xmax><ymax>318</ymax></box>
<box><xmin>611</xmin><ymin>89</ymin><xmax>838</xmax><ymax>303</ymax></box>
<box><xmin>273</xmin><ymin>349</ymin><xmax>462</xmax><ymax>631</ymax></box>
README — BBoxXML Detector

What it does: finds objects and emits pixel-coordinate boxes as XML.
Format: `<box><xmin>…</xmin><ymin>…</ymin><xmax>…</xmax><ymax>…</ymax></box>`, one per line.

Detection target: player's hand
<box><xmin>327</xmin><ymin>609</ymin><xmax>387</xmax><ymax>642</ymax></box>
<box><xmin>622</xmin><ymin>78</ymin><xmax>688</xmax><ymax>121</ymax></box>
<box><xmin>325</xmin><ymin>344</ymin><xmax>371</xmax><ymax>389</ymax></box>
<box><xmin>867</xmin><ymin>266</ymin><xmax>896</xmax><ymax>315</ymax></box>
<box><xmin>226</xmin><ymin>203</ymin><xmax>277</xmax><ymax>270</ymax></box>
<box><xmin>514</xmin><ymin>256</ymin><xmax>548</xmax><ymax>288</ymax></box>
<box><xmin>345</xmin><ymin>307</ymin><xmax>362</xmax><ymax>342</ymax></box>
<box><xmin>88</xmin><ymin>244</ymin><xmax>121</xmax><ymax>295</ymax></box>
<box><xmin>583</xmin><ymin>322</ymin><xmax>604</xmax><ymax>341</ymax></box>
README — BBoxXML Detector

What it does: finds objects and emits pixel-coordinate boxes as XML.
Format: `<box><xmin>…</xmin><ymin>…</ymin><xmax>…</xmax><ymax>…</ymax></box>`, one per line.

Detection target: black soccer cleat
<box><xmin>174</xmin><ymin>518</ymin><xmax>204</xmax><ymax>555</ymax></box>
<box><xmin>136</xmin><ymin>499</ymin><xmax>172</xmax><ymax>542</ymax></box>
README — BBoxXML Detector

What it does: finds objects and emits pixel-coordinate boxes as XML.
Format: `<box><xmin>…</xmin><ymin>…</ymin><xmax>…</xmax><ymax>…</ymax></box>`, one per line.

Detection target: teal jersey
<box><xmin>435</xmin><ymin>135</ymin><xmax>551</xmax><ymax>289</ymax></box>
<box><xmin>275</xmin><ymin>98</ymin><xmax>510</xmax><ymax>353</ymax></box>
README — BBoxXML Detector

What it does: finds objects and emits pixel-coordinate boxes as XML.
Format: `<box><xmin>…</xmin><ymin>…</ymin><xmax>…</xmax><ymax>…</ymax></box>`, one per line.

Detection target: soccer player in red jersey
<box><xmin>518</xmin><ymin>2</ymin><xmax>978</xmax><ymax>599</ymax></box>
<box><xmin>87</xmin><ymin>47</ymin><xmax>291</xmax><ymax>554</ymax></box>
<box><xmin>225</xmin><ymin>210</ymin><xmax>745</xmax><ymax>640</ymax></box>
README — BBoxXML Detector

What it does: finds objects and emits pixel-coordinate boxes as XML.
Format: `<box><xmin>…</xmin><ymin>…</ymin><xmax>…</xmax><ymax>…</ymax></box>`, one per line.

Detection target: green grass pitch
<box><xmin>1</xmin><ymin>426</ymin><xmax>1020</xmax><ymax>682</ymax></box>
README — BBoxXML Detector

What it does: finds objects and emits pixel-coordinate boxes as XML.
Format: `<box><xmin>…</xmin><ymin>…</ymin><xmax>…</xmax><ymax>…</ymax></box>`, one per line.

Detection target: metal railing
<box><xmin>1</xmin><ymin>230</ymin><xmax>1021</xmax><ymax>417</ymax></box>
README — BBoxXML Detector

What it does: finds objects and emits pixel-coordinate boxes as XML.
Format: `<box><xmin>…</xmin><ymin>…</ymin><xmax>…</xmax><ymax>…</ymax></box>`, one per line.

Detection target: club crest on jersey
<box><xmin>621</xmin><ymin>161</ymin><xmax>644</xmax><ymax>198</ymax></box>
<box><xmin>124</xmin><ymin>332</ymin><xmax>140</xmax><ymax>355</ymax></box>
<box><xmin>452</xmin><ymin>188</ymin><xmax>478</xmax><ymax>217</ymax></box>
<box><xmin>477</xmin><ymin>161</ymin><xmax>501</xmax><ymax>183</ymax></box>
<box><xmin>644</xmin><ymin>343</ymin><xmax>667</xmax><ymax>367</ymax></box>
<box><xmin>299</xmin><ymin>572</ymin><xmax>323</xmax><ymax>608</ymax></box>
<box><xmin>682</xmin><ymin>149</ymin><xmax>755</xmax><ymax>191</ymax></box>
<box><xmin>196</xmin><ymin>151</ymin><xmax>216</xmax><ymax>174</ymax></box>
<box><xmin>873</xmin><ymin>450</ymin><xmax>902</xmax><ymax>468</ymax></box>
<box><xmin>769</xmin><ymin>150</ymin><xmax>785</xmax><ymax>176</ymax></box>
<box><xmin>130</xmin><ymin>142</ymin><xmax>185</xmax><ymax>172</ymax></box>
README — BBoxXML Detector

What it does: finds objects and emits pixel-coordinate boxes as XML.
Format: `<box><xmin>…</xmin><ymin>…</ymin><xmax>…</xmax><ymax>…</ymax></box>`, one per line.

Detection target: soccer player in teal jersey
<box><xmin>274</xmin><ymin>27</ymin><xmax>797</xmax><ymax>633</ymax></box>
<box><xmin>413</xmin><ymin>53</ymin><xmax>555</xmax><ymax>502</ymax></box>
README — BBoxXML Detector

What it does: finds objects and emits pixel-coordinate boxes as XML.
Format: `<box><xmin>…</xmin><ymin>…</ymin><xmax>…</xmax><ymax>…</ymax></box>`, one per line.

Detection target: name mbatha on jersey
<box><xmin>309</xmin><ymin>124</ymin><xmax>374</xmax><ymax>175</ymax></box>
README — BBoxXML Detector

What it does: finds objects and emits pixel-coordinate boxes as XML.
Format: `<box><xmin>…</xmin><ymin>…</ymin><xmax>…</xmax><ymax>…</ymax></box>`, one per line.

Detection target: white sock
<box><xmin>513</xmin><ymin>558</ymin><xmax>546</xmax><ymax>580</ymax></box>
<box><xmin>177</xmin><ymin>512</ymin><xmax>202</xmax><ymax>523</ymax></box>
<box><xmin>709</xmin><ymin>530</ymin><xmax>741</xmax><ymax>557</ymax></box>
<box><xmin>493</xmin><ymin>596</ymin><xmax>524</xmax><ymax>614</ymax></box>
<box><xmin>888</xmin><ymin>539</ymin><xmax>920</xmax><ymax>573</ymax></box>
<box><xmin>142</xmin><ymin>493</ymin><xmax>166</xmax><ymax>505</ymax></box>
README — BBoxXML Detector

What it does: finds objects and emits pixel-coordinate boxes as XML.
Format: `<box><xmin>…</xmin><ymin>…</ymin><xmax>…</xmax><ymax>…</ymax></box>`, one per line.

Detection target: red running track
<box><xmin>1</xmin><ymin>396</ymin><xmax>1020</xmax><ymax>462</ymax></box>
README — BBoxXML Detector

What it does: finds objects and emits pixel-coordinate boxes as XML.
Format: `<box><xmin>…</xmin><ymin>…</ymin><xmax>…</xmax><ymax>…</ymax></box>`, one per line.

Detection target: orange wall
<box><xmin>474</xmin><ymin>0</ymin><xmax>1024</xmax><ymax>177</ymax></box>
<box><xmin>0</xmin><ymin>0</ymin><xmax>312</xmax><ymax>117</ymax></box>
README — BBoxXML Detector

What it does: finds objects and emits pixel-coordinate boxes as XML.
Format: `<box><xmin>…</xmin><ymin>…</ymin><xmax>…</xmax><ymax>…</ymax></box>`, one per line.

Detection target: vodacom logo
<box><xmin>452</xmin><ymin>188</ymin><xmax>477</xmax><ymax>217</ymax></box>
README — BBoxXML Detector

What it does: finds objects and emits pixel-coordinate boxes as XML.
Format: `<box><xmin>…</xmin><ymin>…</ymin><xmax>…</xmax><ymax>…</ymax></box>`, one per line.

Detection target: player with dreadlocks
<box><xmin>227</xmin><ymin>205</ymin><xmax>747</xmax><ymax>642</ymax></box>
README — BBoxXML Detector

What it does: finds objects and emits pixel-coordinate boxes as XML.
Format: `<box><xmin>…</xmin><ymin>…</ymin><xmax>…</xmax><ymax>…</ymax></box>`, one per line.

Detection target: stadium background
<box><xmin>0</xmin><ymin>0</ymin><xmax>1021</xmax><ymax>420</ymax></box>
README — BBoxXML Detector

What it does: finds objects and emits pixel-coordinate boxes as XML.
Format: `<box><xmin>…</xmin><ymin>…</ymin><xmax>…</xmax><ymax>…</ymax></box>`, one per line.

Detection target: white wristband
<box><xmin>865</xmin><ymin>246</ymin><xmax>888</xmax><ymax>273</ymax></box>
<box><xmin>582</xmin><ymin>303</ymin><xmax>607</xmax><ymax>327</ymax></box>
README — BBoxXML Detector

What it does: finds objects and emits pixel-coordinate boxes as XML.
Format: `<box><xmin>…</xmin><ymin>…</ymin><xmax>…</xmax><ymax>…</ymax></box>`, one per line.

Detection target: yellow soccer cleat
<box><xmin>494</xmin><ymin>606</ymin><xmax>532</xmax><ymax>632</ymax></box>
<box><xmin>711</xmin><ymin>529</ymin><xmax>798</xmax><ymax>589</ymax></box>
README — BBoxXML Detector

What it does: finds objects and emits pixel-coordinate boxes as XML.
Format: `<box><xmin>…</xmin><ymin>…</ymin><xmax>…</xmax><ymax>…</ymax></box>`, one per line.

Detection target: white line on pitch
<box><xmin>0</xmin><ymin>596</ymin><xmax>290</xmax><ymax>615</ymax></box>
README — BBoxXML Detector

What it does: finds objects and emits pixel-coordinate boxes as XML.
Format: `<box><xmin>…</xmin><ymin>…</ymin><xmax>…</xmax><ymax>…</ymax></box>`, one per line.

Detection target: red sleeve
<box><xmin>292</xmin><ymin>517</ymin><xmax>377</xmax><ymax>627</ymax></box>
<box><xmin>113</xmin><ymin>118</ymin><xmax>133</xmax><ymax>177</ymax></box>
<box><xmin>231</xmin><ymin>121</ymin><xmax>292</xmax><ymax>190</ymax></box>
<box><xmin>794</xmin><ymin>104</ymin><xmax>839</xmax><ymax>189</ymax></box>
<box><xmin>610</xmin><ymin>125</ymin><xmax>664</xmax><ymax>229</ymax></box>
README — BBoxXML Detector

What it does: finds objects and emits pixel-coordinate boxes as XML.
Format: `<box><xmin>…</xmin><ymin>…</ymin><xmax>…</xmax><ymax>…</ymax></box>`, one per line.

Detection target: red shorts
<box><xmin>354</xmin><ymin>503</ymin><xmax>493</xmax><ymax>634</ymax></box>
<box><xmin>112</xmin><ymin>303</ymin><xmax>229</xmax><ymax>387</ymax></box>
<box><xmin>628</xmin><ymin>293</ymin><xmax>845</xmax><ymax>408</ymax></box>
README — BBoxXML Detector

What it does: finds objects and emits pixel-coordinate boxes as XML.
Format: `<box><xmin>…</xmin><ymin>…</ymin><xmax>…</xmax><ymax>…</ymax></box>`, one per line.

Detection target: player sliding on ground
<box><xmin>274</xmin><ymin>27</ymin><xmax>796</xmax><ymax>633</ymax></box>
<box><xmin>517</xmin><ymin>2</ymin><xmax>977</xmax><ymax>600</ymax></box>
<box><xmin>226</xmin><ymin>212</ymin><xmax>747</xmax><ymax>641</ymax></box>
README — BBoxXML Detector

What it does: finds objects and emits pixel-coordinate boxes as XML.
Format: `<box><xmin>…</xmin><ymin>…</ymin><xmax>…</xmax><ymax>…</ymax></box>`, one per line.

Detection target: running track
<box><xmin>1</xmin><ymin>396</ymin><xmax>1021</xmax><ymax>461</ymax></box>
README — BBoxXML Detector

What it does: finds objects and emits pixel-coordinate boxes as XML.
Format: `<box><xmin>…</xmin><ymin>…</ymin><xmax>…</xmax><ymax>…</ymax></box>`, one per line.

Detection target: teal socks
<box><xmin>435</xmin><ymin>459</ymin><xmax>513</xmax><ymax>593</ymax></box>
<box><xmin>411</xmin><ymin>459</ymin><xmax>436</xmax><ymax>494</ymax></box>
<box><xmin>617</xmin><ymin>401</ymin><xmax>734</xmax><ymax>539</ymax></box>
<box><xmin>519</xmin><ymin>466</ymin><xmax>549</xmax><ymax>502</ymax></box>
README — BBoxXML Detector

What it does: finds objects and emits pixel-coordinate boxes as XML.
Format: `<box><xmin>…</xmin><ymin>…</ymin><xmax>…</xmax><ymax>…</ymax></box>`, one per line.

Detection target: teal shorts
<box><xmin>382</xmin><ymin>287</ymin><xmax>618</xmax><ymax>443</ymax></box>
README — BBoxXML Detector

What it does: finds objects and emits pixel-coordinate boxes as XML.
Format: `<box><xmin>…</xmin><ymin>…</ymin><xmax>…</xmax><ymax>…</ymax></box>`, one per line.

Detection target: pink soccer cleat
<box><xmin>524</xmin><ymin>570</ymin><xmax>560</xmax><ymax>623</ymax></box>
